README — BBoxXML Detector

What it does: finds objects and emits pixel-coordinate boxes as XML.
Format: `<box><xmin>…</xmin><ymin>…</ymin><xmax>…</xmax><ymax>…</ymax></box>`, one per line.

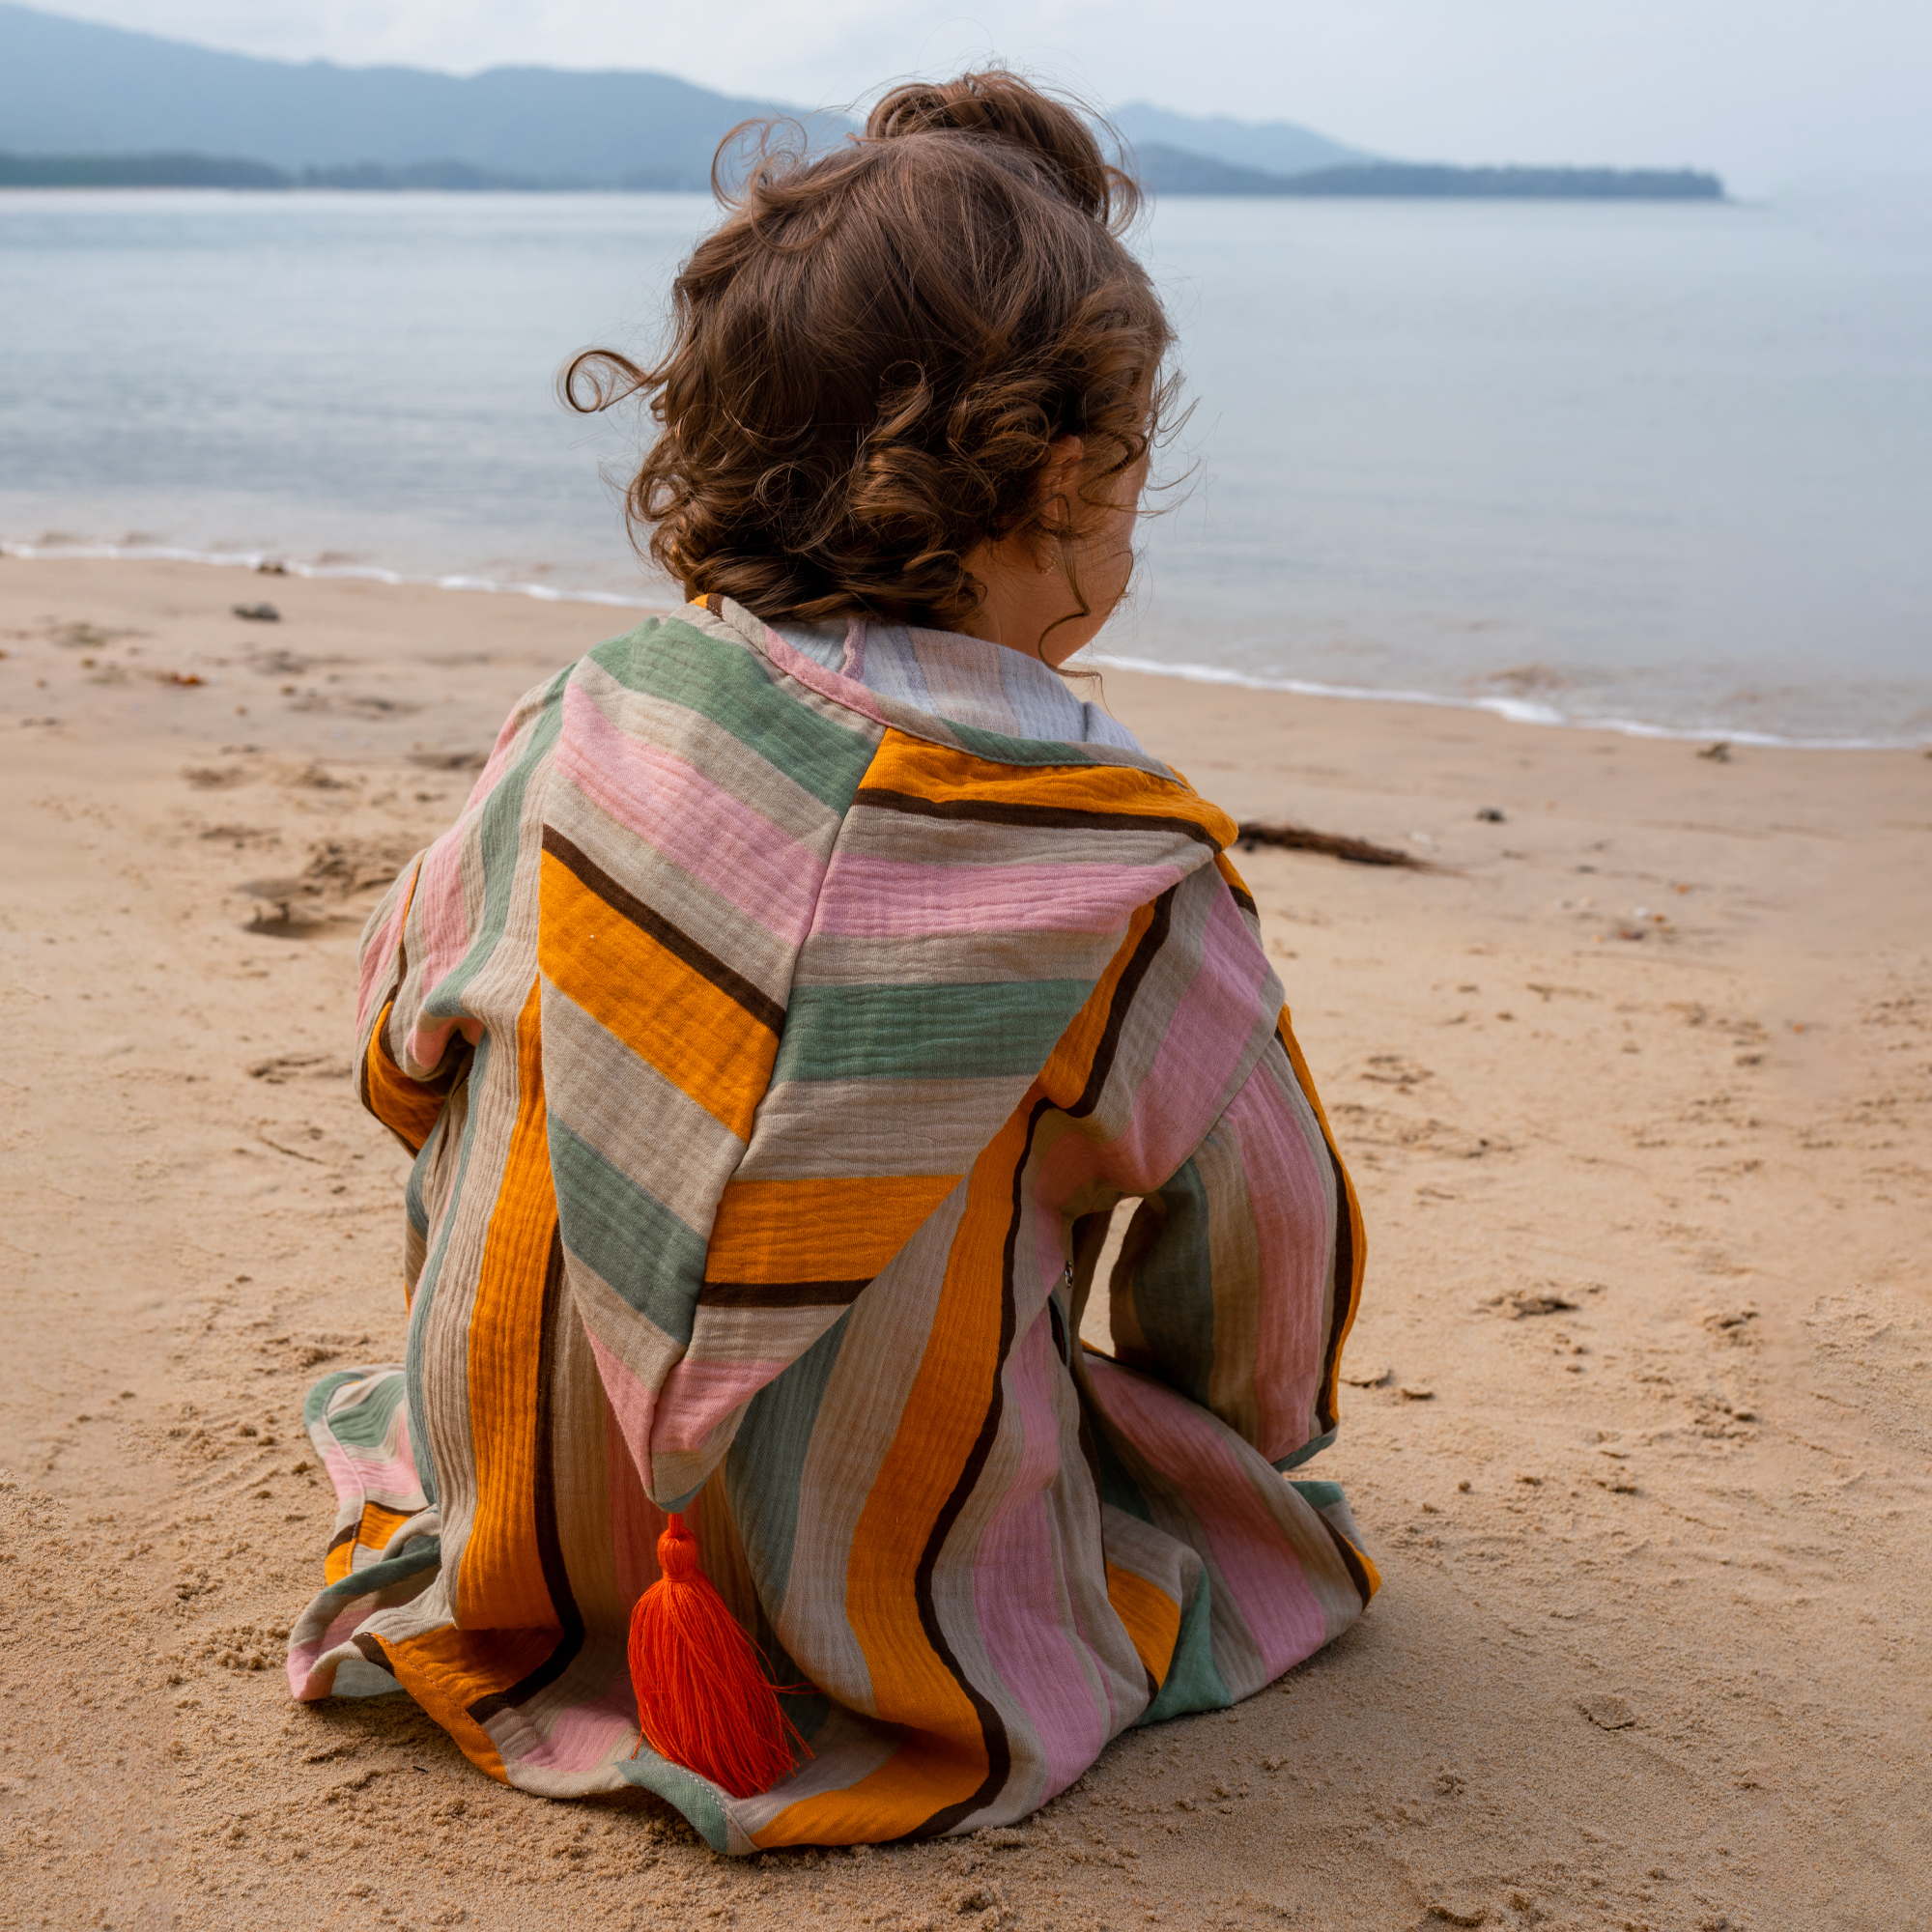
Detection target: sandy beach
<box><xmin>2</xmin><ymin>553</ymin><xmax>1927</xmax><ymax>1932</ymax></box>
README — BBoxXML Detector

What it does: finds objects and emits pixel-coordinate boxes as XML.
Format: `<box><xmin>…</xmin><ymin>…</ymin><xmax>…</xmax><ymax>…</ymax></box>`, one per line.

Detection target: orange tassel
<box><xmin>627</xmin><ymin>1512</ymin><xmax>807</xmax><ymax>1799</ymax></box>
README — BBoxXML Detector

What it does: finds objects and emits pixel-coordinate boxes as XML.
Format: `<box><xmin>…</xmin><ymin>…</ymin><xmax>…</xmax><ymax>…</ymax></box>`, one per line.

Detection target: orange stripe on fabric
<box><xmin>357</xmin><ymin>1500</ymin><xmax>419</xmax><ymax>1548</ymax></box>
<box><xmin>759</xmin><ymin>1110</ymin><xmax>1034</xmax><ymax>1847</ymax></box>
<box><xmin>1104</xmin><ymin>1560</ymin><xmax>1183</xmax><ymax>1685</ymax></box>
<box><xmin>324</xmin><ymin>1500</ymin><xmax>424</xmax><ymax>1583</ymax></box>
<box><xmin>752</xmin><ymin>1730</ymin><xmax>993</xmax><ymax>1850</ymax></box>
<box><xmin>364</xmin><ymin>1004</ymin><xmax>446</xmax><ymax>1152</ymax></box>
<box><xmin>365</xmin><ymin>1626</ymin><xmax>559</xmax><ymax>1783</ymax></box>
<box><xmin>863</xmin><ymin>733</ymin><xmax>1236</xmax><ymax>842</ymax></box>
<box><xmin>456</xmin><ymin>975</ymin><xmax>563</xmax><ymax>1634</ymax></box>
<box><xmin>1275</xmin><ymin>1013</ymin><xmax>1368</xmax><ymax>1422</ymax></box>
<box><xmin>1035</xmin><ymin>897</ymin><xmax>1160</xmax><ymax>1111</ymax></box>
<box><xmin>1213</xmin><ymin>849</ymin><xmax>1252</xmax><ymax>899</ymax></box>
<box><xmin>705</xmin><ymin>1174</ymin><xmax>962</xmax><ymax>1285</ymax></box>
<box><xmin>1347</xmin><ymin>1535</ymin><xmax>1382</xmax><ymax>1600</ymax></box>
<box><xmin>539</xmin><ymin>849</ymin><xmax>776</xmax><ymax>1141</ymax></box>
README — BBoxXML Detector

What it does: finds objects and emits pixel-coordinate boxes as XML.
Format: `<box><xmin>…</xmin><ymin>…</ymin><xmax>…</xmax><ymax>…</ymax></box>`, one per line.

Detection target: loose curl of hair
<box><xmin>561</xmin><ymin>71</ymin><xmax>1178</xmax><ymax>636</ymax></box>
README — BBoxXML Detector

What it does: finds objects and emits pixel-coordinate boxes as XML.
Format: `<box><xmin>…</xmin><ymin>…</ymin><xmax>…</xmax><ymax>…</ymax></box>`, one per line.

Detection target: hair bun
<box><xmin>865</xmin><ymin>71</ymin><xmax>1132</xmax><ymax>226</ymax></box>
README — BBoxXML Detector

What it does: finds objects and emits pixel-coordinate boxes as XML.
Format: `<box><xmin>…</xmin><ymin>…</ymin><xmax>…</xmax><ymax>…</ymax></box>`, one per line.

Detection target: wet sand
<box><xmin>3</xmin><ymin>554</ymin><xmax>1928</xmax><ymax>1931</ymax></box>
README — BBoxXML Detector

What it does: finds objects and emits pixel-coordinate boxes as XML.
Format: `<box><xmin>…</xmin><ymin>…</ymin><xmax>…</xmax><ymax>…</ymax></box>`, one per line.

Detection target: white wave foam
<box><xmin>0</xmin><ymin>537</ymin><xmax>665</xmax><ymax>611</ymax></box>
<box><xmin>1076</xmin><ymin>651</ymin><xmax>1919</xmax><ymax>753</ymax></box>
<box><xmin>7</xmin><ymin>539</ymin><xmax>1918</xmax><ymax>750</ymax></box>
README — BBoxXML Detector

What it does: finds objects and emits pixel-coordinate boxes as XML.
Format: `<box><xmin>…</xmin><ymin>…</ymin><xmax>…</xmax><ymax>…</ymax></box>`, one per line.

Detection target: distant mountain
<box><xmin>0</xmin><ymin>5</ymin><xmax>1721</xmax><ymax>204</ymax></box>
<box><xmin>1278</xmin><ymin>162</ymin><xmax>1723</xmax><ymax>200</ymax></box>
<box><xmin>0</xmin><ymin>150</ymin><xmax>551</xmax><ymax>190</ymax></box>
<box><xmin>1111</xmin><ymin>102</ymin><xmax>1370</xmax><ymax>179</ymax></box>
<box><xmin>1131</xmin><ymin>146</ymin><xmax>1724</xmax><ymax>201</ymax></box>
<box><xmin>1130</xmin><ymin>144</ymin><xmax>1310</xmax><ymax>195</ymax></box>
<box><xmin>0</xmin><ymin>2</ymin><xmax>833</xmax><ymax>186</ymax></box>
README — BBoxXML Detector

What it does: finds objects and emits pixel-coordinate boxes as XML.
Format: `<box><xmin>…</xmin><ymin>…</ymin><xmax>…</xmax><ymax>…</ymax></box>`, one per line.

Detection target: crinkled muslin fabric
<box><xmin>286</xmin><ymin>595</ymin><xmax>1377</xmax><ymax>1851</ymax></box>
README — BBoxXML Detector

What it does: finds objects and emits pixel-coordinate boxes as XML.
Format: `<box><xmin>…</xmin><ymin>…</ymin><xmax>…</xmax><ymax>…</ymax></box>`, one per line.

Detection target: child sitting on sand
<box><xmin>287</xmin><ymin>71</ymin><xmax>1376</xmax><ymax>1851</ymax></box>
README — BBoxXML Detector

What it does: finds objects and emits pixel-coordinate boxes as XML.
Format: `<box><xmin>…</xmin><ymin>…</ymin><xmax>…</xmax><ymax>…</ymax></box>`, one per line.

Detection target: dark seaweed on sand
<box><xmin>1236</xmin><ymin>821</ymin><xmax>1436</xmax><ymax>870</ymax></box>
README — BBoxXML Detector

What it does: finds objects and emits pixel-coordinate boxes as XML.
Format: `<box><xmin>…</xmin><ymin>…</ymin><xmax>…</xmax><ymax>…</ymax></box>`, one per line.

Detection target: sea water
<box><xmin>2</xmin><ymin>185</ymin><xmax>1927</xmax><ymax>743</ymax></box>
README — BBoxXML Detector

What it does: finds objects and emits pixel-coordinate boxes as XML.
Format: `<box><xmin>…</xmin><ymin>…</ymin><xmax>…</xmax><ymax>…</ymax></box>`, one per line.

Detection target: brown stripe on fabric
<box><xmin>696</xmin><ymin>1278</ymin><xmax>872</xmax><ymax>1310</ymax></box>
<box><xmin>539</xmin><ymin>824</ymin><xmax>785</xmax><ymax>1036</ymax></box>
<box><xmin>466</xmin><ymin>1228</ymin><xmax>586</xmax><ymax>1725</ymax></box>
<box><xmin>905</xmin><ymin>1097</ymin><xmax>1053</xmax><ymax>1839</ymax></box>
<box><xmin>1065</xmin><ymin>885</ymin><xmax>1177</xmax><ymax>1122</ymax></box>
<box><xmin>1315</xmin><ymin>1131</ymin><xmax>1354</xmax><ymax>1438</ymax></box>
<box><xmin>352</xmin><ymin>1632</ymin><xmax>390</xmax><ymax>1669</ymax></box>
<box><xmin>853</xmin><ymin>787</ymin><xmax>1221</xmax><ymax>851</ymax></box>
<box><xmin>1225</xmin><ymin>879</ymin><xmax>1259</xmax><ymax>919</ymax></box>
<box><xmin>1315</xmin><ymin>1508</ymin><xmax>1376</xmax><ymax>1609</ymax></box>
<box><xmin>327</xmin><ymin>1522</ymin><xmax>357</xmax><ymax>1553</ymax></box>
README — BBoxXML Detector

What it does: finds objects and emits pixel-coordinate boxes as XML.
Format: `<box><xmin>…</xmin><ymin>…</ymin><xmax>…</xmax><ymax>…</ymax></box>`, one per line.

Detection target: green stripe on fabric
<box><xmin>302</xmin><ymin>1369</ymin><xmax>368</xmax><ymax>1429</ymax></box>
<box><xmin>617</xmin><ymin>1752</ymin><xmax>730</xmax><ymax>1852</ymax></box>
<box><xmin>404</xmin><ymin>1113</ymin><xmax>442</xmax><ymax>1238</ymax></box>
<box><xmin>549</xmin><ymin>1120</ymin><xmax>707</xmax><ymax>1346</ymax></box>
<box><xmin>593</xmin><ymin>620</ymin><xmax>878</xmax><ymax>813</ymax></box>
<box><xmin>1278</xmin><ymin>1437</ymin><xmax>1339</xmax><ymax>1473</ymax></box>
<box><xmin>423</xmin><ymin>668</ymin><xmax>569</xmax><ymax>1022</ymax></box>
<box><xmin>772</xmin><ymin>980</ymin><xmax>1094</xmax><ymax>1085</ymax></box>
<box><xmin>1087</xmin><ymin>1395</ymin><xmax>1154</xmax><ymax>1524</ymax></box>
<box><xmin>324</xmin><ymin>1371</ymin><xmax>409</xmax><ymax>1452</ymax></box>
<box><xmin>725</xmin><ymin>1311</ymin><xmax>850</xmax><ymax>1613</ymax></box>
<box><xmin>1124</xmin><ymin>1160</ymin><xmax>1216</xmax><ymax>1401</ymax></box>
<box><xmin>942</xmin><ymin>719</ymin><xmax>1097</xmax><ymax>769</ymax></box>
<box><xmin>1136</xmin><ymin>1575</ymin><xmax>1232</xmax><ymax>1724</ymax></box>
<box><xmin>310</xmin><ymin>1539</ymin><xmax>442</xmax><ymax>1606</ymax></box>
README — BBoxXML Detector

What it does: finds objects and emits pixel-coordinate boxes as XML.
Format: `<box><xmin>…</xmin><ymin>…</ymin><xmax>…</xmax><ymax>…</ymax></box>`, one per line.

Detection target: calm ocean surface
<box><xmin>3</xmin><ymin>185</ymin><xmax>1928</xmax><ymax>743</ymax></box>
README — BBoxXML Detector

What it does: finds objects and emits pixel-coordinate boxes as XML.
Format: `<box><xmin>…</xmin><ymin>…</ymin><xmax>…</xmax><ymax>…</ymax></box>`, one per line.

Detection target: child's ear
<box><xmin>1033</xmin><ymin>436</ymin><xmax>1089</xmax><ymax>545</ymax></box>
<box><xmin>1037</xmin><ymin>435</ymin><xmax>1087</xmax><ymax>500</ymax></box>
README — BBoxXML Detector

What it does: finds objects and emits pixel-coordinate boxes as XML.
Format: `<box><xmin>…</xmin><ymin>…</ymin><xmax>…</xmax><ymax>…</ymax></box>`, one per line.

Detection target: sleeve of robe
<box><xmin>352</xmin><ymin>669</ymin><xmax>568</xmax><ymax>1154</ymax></box>
<box><xmin>1078</xmin><ymin>853</ymin><xmax>1366</xmax><ymax>1471</ymax></box>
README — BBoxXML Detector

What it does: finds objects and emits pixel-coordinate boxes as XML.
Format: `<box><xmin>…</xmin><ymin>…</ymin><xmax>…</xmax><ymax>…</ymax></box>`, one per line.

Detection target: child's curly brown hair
<box><xmin>561</xmin><ymin>71</ymin><xmax>1177</xmax><ymax>635</ymax></box>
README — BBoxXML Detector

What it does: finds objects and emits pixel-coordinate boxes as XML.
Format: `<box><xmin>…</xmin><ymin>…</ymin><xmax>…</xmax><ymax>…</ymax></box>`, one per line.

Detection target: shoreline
<box><xmin>3</xmin><ymin>550</ymin><xmax>1928</xmax><ymax>1927</ymax></box>
<box><xmin>5</xmin><ymin>539</ymin><xmax>1923</xmax><ymax>753</ymax></box>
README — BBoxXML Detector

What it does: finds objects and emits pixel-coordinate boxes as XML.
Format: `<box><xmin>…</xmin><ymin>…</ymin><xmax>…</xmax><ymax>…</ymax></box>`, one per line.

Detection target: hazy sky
<box><xmin>41</xmin><ymin>0</ymin><xmax>1932</xmax><ymax>189</ymax></box>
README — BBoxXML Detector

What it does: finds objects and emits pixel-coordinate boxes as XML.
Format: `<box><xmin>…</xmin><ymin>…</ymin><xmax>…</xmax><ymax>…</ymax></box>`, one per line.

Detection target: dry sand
<box><xmin>2</xmin><ymin>554</ymin><xmax>1928</xmax><ymax>1932</ymax></box>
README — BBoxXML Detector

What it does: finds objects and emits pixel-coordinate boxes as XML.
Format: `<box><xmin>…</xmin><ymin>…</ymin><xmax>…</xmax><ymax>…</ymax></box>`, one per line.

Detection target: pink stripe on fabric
<box><xmin>1106</xmin><ymin>888</ymin><xmax>1274</xmax><ymax>1188</ymax></box>
<box><xmin>585</xmin><ymin>1330</ymin><xmax>661</xmax><ymax>1497</ymax></box>
<box><xmin>815</xmin><ymin>855</ymin><xmax>1184</xmax><ymax>938</ymax></box>
<box><xmin>605</xmin><ymin>1396</ymin><xmax>667</xmax><ymax>1605</ymax></box>
<box><xmin>1087</xmin><ymin>1358</ymin><xmax>1327</xmax><ymax>1676</ymax></box>
<box><xmin>557</xmin><ymin>681</ymin><xmax>825</xmax><ymax>947</ymax></box>
<box><xmin>410</xmin><ymin>822</ymin><xmax>474</xmax><ymax>999</ymax></box>
<box><xmin>406</xmin><ymin>693</ymin><xmax>540</xmax><ymax>1009</ymax></box>
<box><xmin>652</xmin><ymin>1355</ymin><xmax>789</xmax><ymax>1454</ymax></box>
<box><xmin>461</xmin><ymin>709</ymin><xmax>528</xmax><ymax>816</ymax></box>
<box><xmin>971</xmin><ymin>1313</ymin><xmax>1110</xmax><ymax>1787</ymax></box>
<box><xmin>289</xmin><ymin>1609</ymin><xmax>372</xmax><ymax>1694</ymax></box>
<box><xmin>1219</xmin><ymin>1066</ymin><xmax>1330</xmax><ymax>1461</ymax></box>
<box><xmin>514</xmin><ymin>1691</ymin><xmax>639</xmax><ymax>1774</ymax></box>
<box><xmin>312</xmin><ymin>1434</ymin><xmax>418</xmax><ymax>1513</ymax></box>
<box><xmin>355</xmin><ymin>864</ymin><xmax>418</xmax><ymax>1030</ymax></box>
<box><xmin>343</xmin><ymin>1460</ymin><xmax>423</xmax><ymax>1508</ymax></box>
<box><xmin>311</xmin><ymin>1436</ymin><xmax>361</xmax><ymax>1509</ymax></box>
<box><xmin>287</xmin><ymin>1648</ymin><xmax>346</xmax><ymax>1699</ymax></box>
<box><xmin>756</xmin><ymin>622</ymin><xmax>893</xmax><ymax>728</ymax></box>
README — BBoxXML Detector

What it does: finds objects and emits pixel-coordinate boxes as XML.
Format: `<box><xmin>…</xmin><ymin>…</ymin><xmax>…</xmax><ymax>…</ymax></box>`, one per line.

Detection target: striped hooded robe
<box><xmin>286</xmin><ymin>594</ymin><xmax>1377</xmax><ymax>1852</ymax></box>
